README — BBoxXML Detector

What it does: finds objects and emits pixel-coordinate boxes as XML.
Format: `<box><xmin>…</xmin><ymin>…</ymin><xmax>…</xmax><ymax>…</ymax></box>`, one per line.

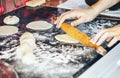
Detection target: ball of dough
<box><xmin>4</xmin><ymin>15</ymin><xmax>20</xmax><ymax>25</ymax></box>
<box><xmin>26</xmin><ymin>21</ymin><xmax>53</xmax><ymax>30</ymax></box>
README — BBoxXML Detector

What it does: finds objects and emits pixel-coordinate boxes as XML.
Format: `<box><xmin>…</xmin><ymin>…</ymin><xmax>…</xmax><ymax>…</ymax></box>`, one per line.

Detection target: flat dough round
<box><xmin>55</xmin><ymin>34</ymin><xmax>79</xmax><ymax>43</ymax></box>
<box><xmin>3</xmin><ymin>15</ymin><xmax>19</xmax><ymax>25</ymax></box>
<box><xmin>0</xmin><ymin>25</ymin><xmax>18</xmax><ymax>36</ymax></box>
<box><xmin>26</xmin><ymin>21</ymin><xmax>53</xmax><ymax>30</ymax></box>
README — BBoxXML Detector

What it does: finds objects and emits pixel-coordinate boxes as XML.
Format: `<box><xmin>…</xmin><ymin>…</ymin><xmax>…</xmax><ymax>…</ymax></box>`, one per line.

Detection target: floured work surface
<box><xmin>0</xmin><ymin>6</ymin><xmax>119</xmax><ymax>78</ymax></box>
<box><xmin>0</xmin><ymin>30</ymin><xmax>98</xmax><ymax>78</ymax></box>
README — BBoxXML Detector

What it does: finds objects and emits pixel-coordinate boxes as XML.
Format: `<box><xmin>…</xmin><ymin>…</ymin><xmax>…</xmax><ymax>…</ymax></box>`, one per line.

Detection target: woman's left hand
<box><xmin>91</xmin><ymin>24</ymin><xmax>120</xmax><ymax>47</ymax></box>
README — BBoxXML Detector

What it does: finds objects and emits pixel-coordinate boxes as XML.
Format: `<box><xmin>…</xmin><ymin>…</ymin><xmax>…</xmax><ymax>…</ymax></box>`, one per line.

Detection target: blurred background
<box><xmin>0</xmin><ymin>0</ymin><xmax>67</xmax><ymax>15</ymax></box>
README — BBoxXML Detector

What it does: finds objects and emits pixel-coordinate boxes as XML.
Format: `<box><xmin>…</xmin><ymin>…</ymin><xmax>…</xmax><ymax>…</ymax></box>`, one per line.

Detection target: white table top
<box><xmin>78</xmin><ymin>43</ymin><xmax>120</xmax><ymax>78</ymax></box>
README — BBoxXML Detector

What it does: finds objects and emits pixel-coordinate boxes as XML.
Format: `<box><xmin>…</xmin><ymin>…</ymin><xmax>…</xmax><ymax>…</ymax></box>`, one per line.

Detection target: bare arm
<box><xmin>56</xmin><ymin>0</ymin><xmax>120</xmax><ymax>28</ymax></box>
<box><xmin>90</xmin><ymin>0</ymin><xmax>120</xmax><ymax>14</ymax></box>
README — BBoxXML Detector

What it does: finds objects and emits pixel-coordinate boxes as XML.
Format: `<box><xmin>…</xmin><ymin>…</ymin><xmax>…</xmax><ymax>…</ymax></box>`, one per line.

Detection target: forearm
<box><xmin>90</xmin><ymin>0</ymin><xmax>120</xmax><ymax>14</ymax></box>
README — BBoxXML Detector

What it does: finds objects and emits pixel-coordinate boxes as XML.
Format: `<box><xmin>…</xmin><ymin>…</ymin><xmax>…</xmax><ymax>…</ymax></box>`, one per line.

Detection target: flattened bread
<box><xmin>0</xmin><ymin>25</ymin><xmax>18</xmax><ymax>36</ymax></box>
<box><xmin>55</xmin><ymin>34</ymin><xmax>79</xmax><ymax>43</ymax></box>
<box><xmin>26</xmin><ymin>21</ymin><xmax>53</xmax><ymax>30</ymax></box>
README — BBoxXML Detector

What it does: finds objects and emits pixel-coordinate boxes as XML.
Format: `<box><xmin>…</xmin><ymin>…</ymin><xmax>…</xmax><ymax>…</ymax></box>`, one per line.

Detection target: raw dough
<box><xmin>15</xmin><ymin>32</ymin><xmax>37</xmax><ymax>64</ymax></box>
<box><xmin>3</xmin><ymin>15</ymin><xmax>19</xmax><ymax>25</ymax></box>
<box><xmin>26</xmin><ymin>20</ymin><xmax>53</xmax><ymax>30</ymax></box>
<box><xmin>20</xmin><ymin>32</ymin><xmax>36</xmax><ymax>49</ymax></box>
<box><xmin>26</xmin><ymin>0</ymin><xmax>45</xmax><ymax>7</ymax></box>
<box><xmin>55</xmin><ymin>34</ymin><xmax>79</xmax><ymax>43</ymax></box>
<box><xmin>0</xmin><ymin>25</ymin><xmax>18</xmax><ymax>36</ymax></box>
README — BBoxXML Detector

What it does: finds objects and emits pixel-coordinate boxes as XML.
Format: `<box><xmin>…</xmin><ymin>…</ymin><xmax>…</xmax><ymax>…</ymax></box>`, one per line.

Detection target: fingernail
<box><xmin>96</xmin><ymin>42</ymin><xmax>100</xmax><ymax>46</ymax></box>
<box><xmin>56</xmin><ymin>25</ymin><xmax>60</xmax><ymax>29</ymax></box>
<box><xmin>90</xmin><ymin>39</ymin><xmax>92</xmax><ymax>42</ymax></box>
<box><xmin>107</xmin><ymin>44</ymin><xmax>111</xmax><ymax>48</ymax></box>
<box><xmin>90</xmin><ymin>39</ymin><xmax>95</xmax><ymax>44</ymax></box>
<box><xmin>71</xmin><ymin>22</ymin><xmax>74</xmax><ymax>26</ymax></box>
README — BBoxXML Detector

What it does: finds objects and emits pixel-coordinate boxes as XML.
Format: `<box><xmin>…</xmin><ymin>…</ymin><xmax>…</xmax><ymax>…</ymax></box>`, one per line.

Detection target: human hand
<box><xmin>55</xmin><ymin>8</ymin><xmax>98</xmax><ymax>28</ymax></box>
<box><xmin>91</xmin><ymin>24</ymin><xmax>120</xmax><ymax>47</ymax></box>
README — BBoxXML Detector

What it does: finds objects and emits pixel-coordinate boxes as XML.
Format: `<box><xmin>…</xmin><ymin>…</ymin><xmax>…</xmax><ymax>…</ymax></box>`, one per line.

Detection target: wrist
<box><xmin>88</xmin><ymin>6</ymin><xmax>100</xmax><ymax>17</ymax></box>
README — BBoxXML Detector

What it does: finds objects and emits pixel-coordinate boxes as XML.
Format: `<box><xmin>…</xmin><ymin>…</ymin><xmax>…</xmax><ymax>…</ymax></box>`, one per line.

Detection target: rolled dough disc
<box><xmin>0</xmin><ymin>25</ymin><xmax>18</xmax><ymax>36</ymax></box>
<box><xmin>3</xmin><ymin>15</ymin><xmax>19</xmax><ymax>25</ymax></box>
<box><xmin>26</xmin><ymin>21</ymin><xmax>53</xmax><ymax>30</ymax></box>
<box><xmin>55</xmin><ymin>34</ymin><xmax>79</xmax><ymax>43</ymax></box>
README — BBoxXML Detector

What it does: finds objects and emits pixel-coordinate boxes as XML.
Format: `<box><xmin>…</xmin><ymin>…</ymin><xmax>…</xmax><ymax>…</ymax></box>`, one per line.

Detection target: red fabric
<box><xmin>0</xmin><ymin>5</ymin><xmax>5</xmax><ymax>15</ymax></box>
<box><xmin>23</xmin><ymin>0</ymin><xmax>29</xmax><ymax>5</ymax></box>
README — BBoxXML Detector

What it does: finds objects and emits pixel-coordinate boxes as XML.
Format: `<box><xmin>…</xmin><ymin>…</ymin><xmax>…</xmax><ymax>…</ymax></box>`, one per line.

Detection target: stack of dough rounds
<box><xmin>3</xmin><ymin>15</ymin><xmax>19</xmax><ymax>25</ymax></box>
<box><xmin>20</xmin><ymin>32</ymin><xmax>36</xmax><ymax>49</ymax></box>
<box><xmin>55</xmin><ymin>34</ymin><xmax>79</xmax><ymax>43</ymax></box>
<box><xmin>0</xmin><ymin>25</ymin><xmax>18</xmax><ymax>36</ymax></box>
<box><xmin>26</xmin><ymin>20</ymin><xmax>53</xmax><ymax>31</ymax></box>
<box><xmin>16</xmin><ymin>32</ymin><xmax>37</xmax><ymax>64</ymax></box>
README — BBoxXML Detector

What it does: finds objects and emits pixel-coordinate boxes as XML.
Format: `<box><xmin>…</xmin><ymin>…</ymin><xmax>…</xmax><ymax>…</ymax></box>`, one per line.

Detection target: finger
<box><xmin>56</xmin><ymin>11</ymin><xmax>74</xmax><ymax>28</ymax></box>
<box><xmin>56</xmin><ymin>15</ymin><xmax>66</xmax><ymax>28</ymax></box>
<box><xmin>106</xmin><ymin>37</ymin><xmax>113</xmax><ymax>42</ymax></box>
<box><xmin>96</xmin><ymin>32</ymin><xmax>109</xmax><ymax>45</ymax></box>
<box><xmin>91</xmin><ymin>29</ymin><xmax>106</xmax><ymax>44</ymax></box>
<box><xmin>107</xmin><ymin>37</ymin><xmax>119</xmax><ymax>47</ymax></box>
<box><xmin>96</xmin><ymin>46</ymin><xmax>107</xmax><ymax>55</ymax></box>
<box><xmin>71</xmin><ymin>17</ymin><xmax>85</xmax><ymax>26</ymax></box>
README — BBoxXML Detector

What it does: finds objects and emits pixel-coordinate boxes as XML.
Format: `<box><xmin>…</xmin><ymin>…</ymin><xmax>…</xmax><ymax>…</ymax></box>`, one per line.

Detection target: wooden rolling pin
<box><xmin>52</xmin><ymin>17</ymin><xmax>107</xmax><ymax>55</ymax></box>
